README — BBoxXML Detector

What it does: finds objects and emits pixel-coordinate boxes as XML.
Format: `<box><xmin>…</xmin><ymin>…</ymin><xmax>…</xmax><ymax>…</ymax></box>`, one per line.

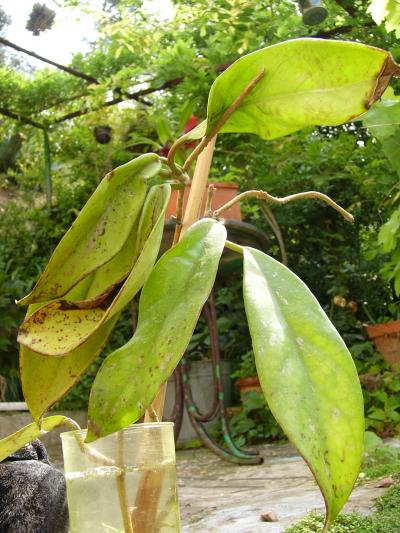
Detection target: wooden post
<box><xmin>144</xmin><ymin>136</ymin><xmax>217</xmax><ymax>423</ymax></box>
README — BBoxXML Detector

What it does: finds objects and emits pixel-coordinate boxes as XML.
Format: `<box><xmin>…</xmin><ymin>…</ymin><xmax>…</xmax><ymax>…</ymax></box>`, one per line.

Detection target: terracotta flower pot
<box><xmin>235</xmin><ymin>376</ymin><xmax>262</xmax><ymax>396</ymax></box>
<box><xmin>366</xmin><ymin>320</ymin><xmax>400</xmax><ymax>369</ymax></box>
<box><xmin>166</xmin><ymin>182</ymin><xmax>242</xmax><ymax>221</ymax></box>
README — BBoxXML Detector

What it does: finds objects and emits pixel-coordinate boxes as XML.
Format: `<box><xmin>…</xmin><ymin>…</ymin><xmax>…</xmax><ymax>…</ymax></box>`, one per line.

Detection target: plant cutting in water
<box><xmin>1</xmin><ymin>38</ymin><xmax>400</xmax><ymax>532</ymax></box>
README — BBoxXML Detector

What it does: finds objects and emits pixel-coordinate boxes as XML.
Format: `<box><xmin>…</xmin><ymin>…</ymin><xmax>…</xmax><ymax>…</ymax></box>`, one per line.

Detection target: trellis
<box><xmin>0</xmin><ymin>37</ymin><xmax>185</xmax><ymax>204</ymax></box>
<box><xmin>0</xmin><ymin>10</ymin><xmax>369</xmax><ymax>205</ymax></box>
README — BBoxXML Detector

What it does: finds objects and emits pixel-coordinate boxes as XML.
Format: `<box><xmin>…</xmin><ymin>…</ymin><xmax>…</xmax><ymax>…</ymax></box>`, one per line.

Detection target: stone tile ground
<box><xmin>47</xmin><ymin>437</ymin><xmax>394</xmax><ymax>532</ymax></box>
<box><xmin>177</xmin><ymin>442</ymin><xmax>387</xmax><ymax>532</ymax></box>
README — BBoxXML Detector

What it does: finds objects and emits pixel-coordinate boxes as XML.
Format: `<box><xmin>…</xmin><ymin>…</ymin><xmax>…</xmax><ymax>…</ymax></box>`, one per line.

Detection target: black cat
<box><xmin>0</xmin><ymin>440</ymin><xmax>68</xmax><ymax>533</ymax></box>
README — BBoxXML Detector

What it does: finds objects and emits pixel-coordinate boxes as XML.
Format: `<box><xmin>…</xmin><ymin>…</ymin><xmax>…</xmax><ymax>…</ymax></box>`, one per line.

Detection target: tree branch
<box><xmin>0</xmin><ymin>107</ymin><xmax>44</xmax><ymax>129</ymax></box>
<box><xmin>313</xmin><ymin>22</ymin><xmax>374</xmax><ymax>39</ymax></box>
<box><xmin>0</xmin><ymin>37</ymin><xmax>99</xmax><ymax>84</ymax></box>
<box><xmin>52</xmin><ymin>77</ymin><xmax>182</xmax><ymax>123</ymax></box>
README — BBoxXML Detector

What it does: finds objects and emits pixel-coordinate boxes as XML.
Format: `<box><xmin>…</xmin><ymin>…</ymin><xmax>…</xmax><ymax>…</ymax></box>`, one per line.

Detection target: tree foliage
<box><xmin>0</xmin><ymin>0</ymin><xmax>398</xmax><ymax>435</ymax></box>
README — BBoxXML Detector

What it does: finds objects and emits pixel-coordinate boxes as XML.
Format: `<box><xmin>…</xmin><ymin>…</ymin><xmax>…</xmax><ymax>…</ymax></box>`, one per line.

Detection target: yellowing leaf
<box><xmin>19</xmin><ymin>154</ymin><xmax>161</xmax><ymax>305</ymax></box>
<box><xmin>243</xmin><ymin>248</ymin><xmax>364</xmax><ymax>530</ymax></box>
<box><xmin>206</xmin><ymin>38</ymin><xmax>399</xmax><ymax>140</ymax></box>
<box><xmin>0</xmin><ymin>416</ymin><xmax>76</xmax><ymax>462</ymax></box>
<box><xmin>20</xmin><ymin>277</ymin><xmax>120</xmax><ymax>421</ymax></box>
<box><xmin>18</xmin><ymin>184</ymin><xmax>171</xmax><ymax>356</ymax></box>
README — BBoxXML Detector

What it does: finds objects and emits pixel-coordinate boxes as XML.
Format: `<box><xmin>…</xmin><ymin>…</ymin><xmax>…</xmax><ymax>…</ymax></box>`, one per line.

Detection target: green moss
<box><xmin>176</xmin><ymin>438</ymin><xmax>203</xmax><ymax>450</ymax></box>
<box><xmin>284</xmin><ymin>512</ymin><xmax>371</xmax><ymax>532</ymax></box>
<box><xmin>284</xmin><ymin>484</ymin><xmax>400</xmax><ymax>533</ymax></box>
<box><xmin>360</xmin><ymin>442</ymin><xmax>400</xmax><ymax>481</ymax></box>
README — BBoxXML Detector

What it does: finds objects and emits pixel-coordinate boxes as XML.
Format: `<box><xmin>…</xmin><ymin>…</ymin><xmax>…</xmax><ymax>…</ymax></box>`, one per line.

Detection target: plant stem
<box><xmin>146</xmin><ymin>138</ymin><xmax>218</xmax><ymax>423</ymax></box>
<box><xmin>116</xmin><ymin>431</ymin><xmax>134</xmax><ymax>533</ymax></box>
<box><xmin>213</xmin><ymin>189</ymin><xmax>354</xmax><ymax>222</ymax></box>
<box><xmin>224</xmin><ymin>240</ymin><xmax>244</xmax><ymax>254</ymax></box>
<box><xmin>182</xmin><ymin>68</ymin><xmax>265</xmax><ymax>173</ymax></box>
<box><xmin>171</xmin><ymin>187</ymin><xmax>185</xmax><ymax>246</ymax></box>
<box><xmin>72</xmin><ymin>426</ymin><xmax>133</xmax><ymax>531</ymax></box>
<box><xmin>144</xmin><ymin>391</ymin><xmax>163</xmax><ymax>423</ymax></box>
<box><xmin>259</xmin><ymin>202</ymin><xmax>288</xmax><ymax>265</ymax></box>
<box><xmin>167</xmin><ymin>134</ymin><xmax>191</xmax><ymax>177</ymax></box>
<box><xmin>180</xmin><ymin>136</ymin><xmax>217</xmax><ymax>235</ymax></box>
<box><xmin>205</xmin><ymin>184</ymin><xmax>216</xmax><ymax>216</ymax></box>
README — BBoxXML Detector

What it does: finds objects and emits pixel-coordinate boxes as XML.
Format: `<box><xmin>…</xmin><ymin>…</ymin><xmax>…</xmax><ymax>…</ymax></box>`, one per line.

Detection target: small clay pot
<box><xmin>166</xmin><ymin>182</ymin><xmax>242</xmax><ymax>221</ymax></box>
<box><xmin>235</xmin><ymin>376</ymin><xmax>262</xmax><ymax>396</ymax></box>
<box><xmin>366</xmin><ymin>320</ymin><xmax>400</xmax><ymax>369</ymax></box>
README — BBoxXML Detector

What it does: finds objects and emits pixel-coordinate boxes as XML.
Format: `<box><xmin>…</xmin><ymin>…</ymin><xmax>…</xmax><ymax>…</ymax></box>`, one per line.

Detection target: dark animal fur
<box><xmin>0</xmin><ymin>439</ymin><xmax>68</xmax><ymax>533</ymax></box>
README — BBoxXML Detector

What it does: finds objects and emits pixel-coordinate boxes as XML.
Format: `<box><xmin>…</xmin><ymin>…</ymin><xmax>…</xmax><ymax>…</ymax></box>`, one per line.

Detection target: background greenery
<box><xmin>0</xmin><ymin>0</ymin><xmax>399</xmax><ymax>440</ymax></box>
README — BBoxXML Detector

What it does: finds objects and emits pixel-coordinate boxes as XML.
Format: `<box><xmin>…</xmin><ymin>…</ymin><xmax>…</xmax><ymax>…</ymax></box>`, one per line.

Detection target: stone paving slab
<box><xmin>176</xmin><ymin>442</ymin><xmax>387</xmax><ymax>532</ymax></box>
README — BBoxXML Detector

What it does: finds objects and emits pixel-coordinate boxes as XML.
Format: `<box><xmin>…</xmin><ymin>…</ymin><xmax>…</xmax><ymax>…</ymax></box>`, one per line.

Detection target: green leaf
<box><xmin>155</xmin><ymin>116</ymin><xmax>172</xmax><ymax>145</ymax></box>
<box><xmin>0</xmin><ymin>416</ymin><xmax>76</xmax><ymax>462</ymax></box>
<box><xmin>206</xmin><ymin>38</ymin><xmax>398</xmax><ymax>140</ymax></box>
<box><xmin>362</xmin><ymin>94</ymin><xmax>400</xmax><ymax>140</ymax></box>
<box><xmin>86</xmin><ymin>218</ymin><xmax>226</xmax><ymax>441</ymax></box>
<box><xmin>178</xmin><ymin>97</ymin><xmax>201</xmax><ymax>131</ymax></box>
<box><xmin>18</xmin><ymin>184</ymin><xmax>171</xmax><ymax>356</ymax></box>
<box><xmin>378</xmin><ymin>209</ymin><xmax>400</xmax><ymax>253</ymax></box>
<box><xmin>369</xmin><ymin>0</ymin><xmax>400</xmax><ymax>37</ymax></box>
<box><xmin>18</xmin><ymin>154</ymin><xmax>161</xmax><ymax>305</ymax></box>
<box><xmin>242</xmin><ymin>247</ymin><xmax>364</xmax><ymax>530</ymax></box>
<box><xmin>180</xmin><ymin>119</ymin><xmax>206</xmax><ymax>141</ymax></box>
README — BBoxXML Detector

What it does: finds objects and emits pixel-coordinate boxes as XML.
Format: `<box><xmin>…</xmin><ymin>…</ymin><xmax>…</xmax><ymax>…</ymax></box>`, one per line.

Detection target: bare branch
<box><xmin>0</xmin><ymin>107</ymin><xmax>44</xmax><ymax>129</ymax></box>
<box><xmin>0</xmin><ymin>37</ymin><xmax>99</xmax><ymax>84</ymax></box>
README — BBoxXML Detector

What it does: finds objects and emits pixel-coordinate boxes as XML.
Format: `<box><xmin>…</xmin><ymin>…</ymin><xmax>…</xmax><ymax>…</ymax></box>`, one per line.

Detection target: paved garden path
<box><xmin>177</xmin><ymin>441</ymin><xmax>390</xmax><ymax>532</ymax></box>
<box><xmin>47</xmin><ymin>436</ymin><xmax>397</xmax><ymax>532</ymax></box>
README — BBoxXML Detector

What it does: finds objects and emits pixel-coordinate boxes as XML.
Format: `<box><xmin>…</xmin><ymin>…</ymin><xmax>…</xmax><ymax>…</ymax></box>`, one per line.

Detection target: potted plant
<box><xmin>1</xmin><ymin>38</ymin><xmax>399</xmax><ymax>532</ymax></box>
<box><xmin>366</xmin><ymin>304</ymin><xmax>400</xmax><ymax>369</ymax></box>
<box><xmin>166</xmin><ymin>181</ymin><xmax>242</xmax><ymax>222</ymax></box>
<box><xmin>231</xmin><ymin>350</ymin><xmax>262</xmax><ymax>396</ymax></box>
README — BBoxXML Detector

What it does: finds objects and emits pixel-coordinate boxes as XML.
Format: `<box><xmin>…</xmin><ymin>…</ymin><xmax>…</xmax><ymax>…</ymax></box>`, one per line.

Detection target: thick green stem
<box><xmin>225</xmin><ymin>240</ymin><xmax>244</xmax><ymax>254</ymax></box>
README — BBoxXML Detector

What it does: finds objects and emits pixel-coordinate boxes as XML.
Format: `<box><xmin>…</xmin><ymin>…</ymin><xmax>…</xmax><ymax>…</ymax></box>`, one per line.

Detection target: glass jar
<box><xmin>61</xmin><ymin>422</ymin><xmax>180</xmax><ymax>533</ymax></box>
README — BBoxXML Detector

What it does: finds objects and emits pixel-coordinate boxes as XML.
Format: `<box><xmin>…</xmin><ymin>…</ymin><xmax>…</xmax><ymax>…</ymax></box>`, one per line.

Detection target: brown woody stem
<box><xmin>182</xmin><ymin>68</ymin><xmax>265</xmax><ymax>173</ymax></box>
<box><xmin>205</xmin><ymin>184</ymin><xmax>216</xmax><ymax>217</ymax></box>
<box><xmin>116</xmin><ymin>431</ymin><xmax>134</xmax><ymax>533</ymax></box>
<box><xmin>259</xmin><ymin>202</ymin><xmax>288</xmax><ymax>266</ymax></box>
<box><xmin>213</xmin><ymin>190</ymin><xmax>354</xmax><ymax>222</ymax></box>
<box><xmin>171</xmin><ymin>188</ymin><xmax>185</xmax><ymax>246</ymax></box>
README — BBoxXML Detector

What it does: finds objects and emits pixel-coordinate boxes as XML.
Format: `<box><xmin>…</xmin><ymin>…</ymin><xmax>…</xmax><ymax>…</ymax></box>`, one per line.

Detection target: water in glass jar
<box><xmin>66</xmin><ymin>462</ymin><xmax>180</xmax><ymax>532</ymax></box>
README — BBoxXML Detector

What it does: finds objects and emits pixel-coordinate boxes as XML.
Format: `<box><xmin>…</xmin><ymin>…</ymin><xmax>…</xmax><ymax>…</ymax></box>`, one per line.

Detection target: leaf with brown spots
<box><xmin>18</xmin><ymin>154</ymin><xmax>161</xmax><ymax>305</ymax></box>
<box><xmin>206</xmin><ymin>38</ymin><xmax>400</xmax><ymax>140</ymax></box>
<box><xmin>18</xmin><ymin>184</ymin><xmax>171</xmax><ymax>356</ymax></box>
<box><xmin>20</xmin><ymin>277</ymin><xmax>120</xmax><ymax>422</ymax></box>
<box><xmin>86</xmin><ymin>218</ymin><xmax>226</xmax><ymax>441</ymax></box>
<box><xmin>242</xmin><ymin>248</ymin><xmax>364</xmax><ymax>531</ymax></box>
